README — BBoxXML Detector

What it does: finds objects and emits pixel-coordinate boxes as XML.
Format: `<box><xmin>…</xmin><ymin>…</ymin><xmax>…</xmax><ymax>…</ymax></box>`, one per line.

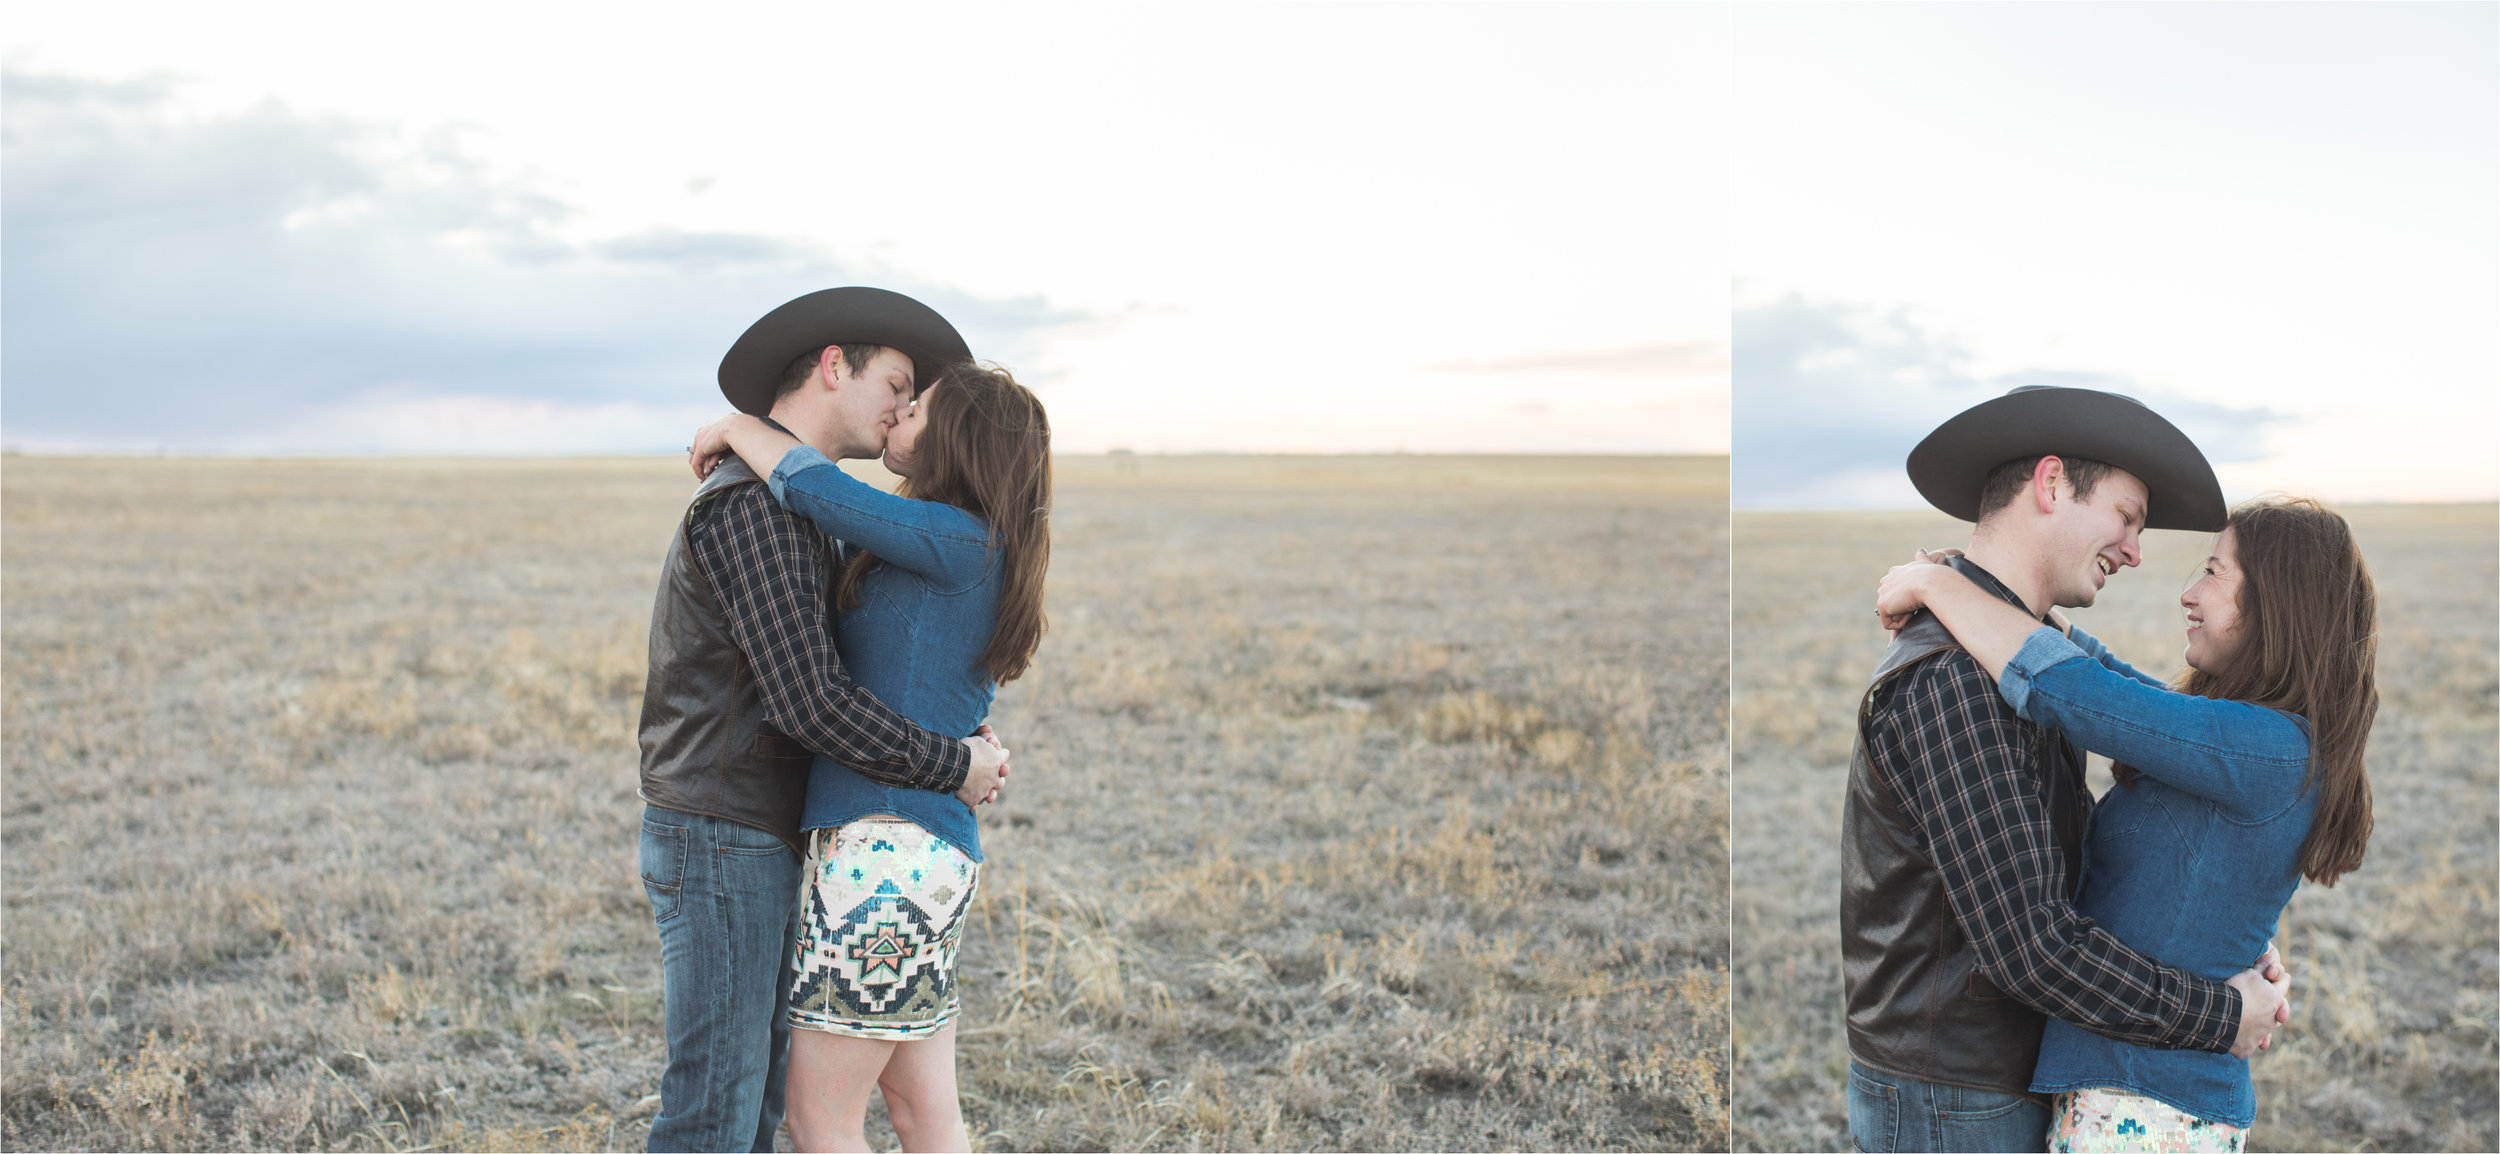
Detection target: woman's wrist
<box><xmin>727</xmin><ymin>416</ymin><xmax>794</xmax><ymax>461</ymax></box>
<box><xmin>1912</xmin><ymin>561</ymin><xmax>1960</xmax><ymax>604</ymax></box>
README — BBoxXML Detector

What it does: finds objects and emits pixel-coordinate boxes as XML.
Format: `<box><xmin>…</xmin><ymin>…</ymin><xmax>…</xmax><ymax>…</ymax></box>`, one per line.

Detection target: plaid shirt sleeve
<box><xmin>1869</xmin><ymin>649</ymin><xmax>2241</xmax><ymax>1054</ymax></box>
<box><xmin>689</xmin><ymin>483</ymin><xmax>971</xmax><ymax>794</ymax></box>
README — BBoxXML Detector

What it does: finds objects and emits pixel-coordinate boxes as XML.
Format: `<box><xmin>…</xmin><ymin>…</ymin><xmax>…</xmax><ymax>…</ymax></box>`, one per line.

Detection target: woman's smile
<box><xmin>2179</xmin><ymin>528</ymin><xmax>2246</xmax><ymax>674</ymax></box>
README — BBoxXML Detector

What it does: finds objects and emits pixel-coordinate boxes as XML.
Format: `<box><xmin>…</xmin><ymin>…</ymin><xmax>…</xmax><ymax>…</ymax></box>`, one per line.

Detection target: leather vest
<box><xmin>636</xmin><ymin>459</ymin><xmax>817</xmax><ymax>853</ymax></box>
<box><xmin>1840</xmin><ymin>560</ymin><xmax>2089</xmax><ymax>1094</ymax></box>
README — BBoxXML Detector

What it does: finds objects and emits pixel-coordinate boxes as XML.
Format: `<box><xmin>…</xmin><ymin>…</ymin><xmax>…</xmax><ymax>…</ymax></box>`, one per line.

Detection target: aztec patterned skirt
<box><xmin>786</xmin><ymin>817</ymin><xmax>980</xmax><ymax>1039</ymax></box>
<box><xmin>2048</xmin><ymin>1086</ymin><xmax>2248</xmax><ymax>1153</ymax></box>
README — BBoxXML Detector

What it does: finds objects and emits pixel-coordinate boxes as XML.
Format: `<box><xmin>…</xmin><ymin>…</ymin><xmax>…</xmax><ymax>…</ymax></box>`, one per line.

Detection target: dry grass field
<box><xmin>1</xmin><ymin>453</ymin><xmax>1729</xmax><ymax>1152</ymax></box>
<box><xmin>1730</xmin><ymin>505</ymin><xmax>2499</xmax><ymax>1152</ymax></box>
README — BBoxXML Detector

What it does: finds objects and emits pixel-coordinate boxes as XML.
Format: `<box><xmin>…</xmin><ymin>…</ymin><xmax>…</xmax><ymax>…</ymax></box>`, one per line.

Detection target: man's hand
<box><xmin>2259</xmin><ymin>942</ymin><xmax>2291</xmax><ymax>1033</ymax></box>
<box><xmin>2225</xmin><ymin>944</ymin><xmax>2293</xmax><ymax>1058</ymax></box>
<box><xmin>955</xmin><ymin>732</ymin><xmax>1007</xmax><ymax>809</ymax></box>
<box><xmin>973</xmin><ymin>723</ymin><xmax>1009</xmax><ymax>805</ymax></box>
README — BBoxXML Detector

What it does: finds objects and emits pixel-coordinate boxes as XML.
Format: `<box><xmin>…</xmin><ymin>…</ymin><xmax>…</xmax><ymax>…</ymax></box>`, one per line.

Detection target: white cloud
<box><xmin>3</xmin><ymin>4</ymin><xmax>1730</xmax><ymax>456</ymax></box>
<box><xmin>257</xmin><ymin>392</ymin><xmax>730</xmax><ymax>456</ymax></box>
<box><xmin>1734</xmin><ymin>295</ymin><xmax>2278</xmax><ymax>509</ymax></box>
<box><xmin>0</xmin><ymin>69</ymin><xmax>1073</xmax><ymax>451</ymax></box>
<box><xmin>5</xmin><ymin>392</ymin><xmax>732</xmax><ymax>456</ymax></box>
<box><xmin>1733</xmin><ymin>4</ymin><xmax>2498</xmax><ymax>503</ymax></box>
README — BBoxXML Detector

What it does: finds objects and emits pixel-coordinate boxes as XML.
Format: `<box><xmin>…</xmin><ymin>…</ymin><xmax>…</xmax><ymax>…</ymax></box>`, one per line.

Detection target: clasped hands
<box><xmin>957</xmin><ymin>723</ymin><xmax>1010</xmax><ymax>810</ymax></box>
<box><xmin>2228</xmin><ymin>943</ymin><xmax>2293</xmax><ymax>1059</ymax></box>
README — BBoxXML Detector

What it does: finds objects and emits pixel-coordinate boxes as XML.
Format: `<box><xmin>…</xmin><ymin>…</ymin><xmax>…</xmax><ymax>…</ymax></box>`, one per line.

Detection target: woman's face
<box><xmin>885</xmin><ymin>384</ymin><xmax>934</xmax><ymax>478</ymax></box>
<box><xmin>2181</xmin><ymin>526</ymin><xmax>2248</xmax><ymax>675</ymax></box>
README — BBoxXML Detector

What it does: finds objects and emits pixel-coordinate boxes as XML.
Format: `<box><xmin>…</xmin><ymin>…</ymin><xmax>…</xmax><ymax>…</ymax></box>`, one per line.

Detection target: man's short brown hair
<box><xmin>773</xmin><ymin>343</ymin><xmax>891</xmax><ymax>401</ymax></box>
<box><xmin>1974</xmin><ymin>454</ymin><xmax>2116</xmax><ymax>521</ymax></box>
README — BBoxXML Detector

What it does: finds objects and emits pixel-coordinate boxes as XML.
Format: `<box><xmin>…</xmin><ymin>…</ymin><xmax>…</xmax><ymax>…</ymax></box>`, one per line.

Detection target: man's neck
<box><xmin>764</xmin><ymin>402</ymin><xmax>847</xmax><ymax>459</ymax></box>
<box><xmin>1957</xmin><ymin>536</ymin><xmax>2049</xmax><ymax>620</ymax></box>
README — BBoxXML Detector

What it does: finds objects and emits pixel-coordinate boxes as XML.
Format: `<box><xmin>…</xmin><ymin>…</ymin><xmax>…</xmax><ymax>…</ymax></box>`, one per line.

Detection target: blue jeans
<box><xmin>640</xmin><ymin>806</ymin><xmax>801</xmax><ymax>1153</ymax></box>
<box><xmin>1848</xmin><ymin>1060</ymin><xmax>2051</xmax><ymax>1153</ymax></box>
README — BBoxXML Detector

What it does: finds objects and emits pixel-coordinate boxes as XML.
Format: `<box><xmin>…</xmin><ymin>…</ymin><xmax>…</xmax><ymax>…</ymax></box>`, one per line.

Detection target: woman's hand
<box><xmin>689</xmin><ymin>413</ymin><xmax>760</xmax><ymax>480</ymax></box>
<box><xmin>1874</xmin><ymin>548</ymin><xmax>1961</xmax><ymax>632</ymax></box>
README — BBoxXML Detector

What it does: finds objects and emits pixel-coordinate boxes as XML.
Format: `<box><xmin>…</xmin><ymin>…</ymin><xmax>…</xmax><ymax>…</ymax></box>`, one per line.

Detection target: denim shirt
<box><xmin>2002</xmin><ymin>625</ymin><xmax>2315</xmax><ymax>1127</ymax></box>
<box><xmin>766</xmin><ymin>446</ymin><xmax>1000</xmax><ymax>861</ymax></box>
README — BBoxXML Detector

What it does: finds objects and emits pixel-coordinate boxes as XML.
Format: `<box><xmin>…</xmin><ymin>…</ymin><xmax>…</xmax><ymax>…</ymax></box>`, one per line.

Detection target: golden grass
<box><xmin>1047</xmin><ymin>453</ymin><xmax>1728</xmax><ymax>495</ymax></box>
<box><xmin>1729</xmin><ymin>505</ymin><xmax>2499</xmax><ymax>1152</ymax></box>
<box><xmin>2</xmin><ymin>453</ymin><xmax>1728</xmax><ymax>1152</ymax></box>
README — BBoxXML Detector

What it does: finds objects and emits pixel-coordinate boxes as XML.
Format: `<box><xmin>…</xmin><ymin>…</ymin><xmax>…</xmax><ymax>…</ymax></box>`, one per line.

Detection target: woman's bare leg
<box><xmin>785</xmin><ymin>1028</ymin><xmax>896</xmax><ymax>1153</ymax></box>
<box><xmin>877</xmin><ymin>1024</ymin><xmax>969</xmax><ymax>1153</ymax></box>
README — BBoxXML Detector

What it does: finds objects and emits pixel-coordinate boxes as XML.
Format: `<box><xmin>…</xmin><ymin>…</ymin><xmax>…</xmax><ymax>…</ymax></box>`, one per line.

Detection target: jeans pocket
<box><xmin>1935</xmin><ymin>1089</ymin><xmax>2047</xmax><ymax>1154</ymax></box>
<box><xmin>1846</xmin><ymin>1065</ymin><xmax>1901</xmax><ymax>1152</ymax></box>
<box><xmin>2089</xmin><ymin>797</ymin><xmax>2143</xmax><ymax>841</ymax></box>
<box><xmin>712</xmin><ymin>819</ymin><xmax>790</xmax><ymax>853</ymax></box>
<box><xmin>641</xmin><ymin>819</ymin><xmax>688</xmax><ymax>925</ymax></box>
<box><xmin>1937</xmin><ymin>1094</ymin><xmax>2030</xmax><ymax>1122</ymax></box>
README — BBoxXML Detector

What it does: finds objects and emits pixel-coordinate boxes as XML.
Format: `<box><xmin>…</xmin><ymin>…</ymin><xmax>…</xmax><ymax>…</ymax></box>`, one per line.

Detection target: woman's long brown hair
<box><xmin>2113</xmin><ymin>496</ymin><xmax>2378</xmax><ymax>886</ymax></box>
<box><xmin>835</xmin><ymin>362</ymin><xmax>1051</xmax><ymax>684</ymax></box>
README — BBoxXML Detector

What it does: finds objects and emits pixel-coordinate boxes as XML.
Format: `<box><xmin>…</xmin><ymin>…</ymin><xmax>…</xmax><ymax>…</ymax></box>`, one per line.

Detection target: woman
<box><xmin>691</xmin><ymin>361</ymin><xmax>1051</xmax><ymax>1153</ymax></box>
<box><xmin>1874</xmin><ymin>496</ymin><xmax>2377</xmax><ymax>1152</ymax></box>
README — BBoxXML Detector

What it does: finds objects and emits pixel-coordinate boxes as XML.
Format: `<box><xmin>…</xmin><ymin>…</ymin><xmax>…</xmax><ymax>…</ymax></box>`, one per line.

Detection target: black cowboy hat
<box><xmin>1907</xmin><ymin>385</ymin><xmax>2226</xmax><ymax>532</ymax></box>
<box><xmin>716</xmin><ymin>287</ymin><xmax>972</xmax><ymax>416</ymax></box>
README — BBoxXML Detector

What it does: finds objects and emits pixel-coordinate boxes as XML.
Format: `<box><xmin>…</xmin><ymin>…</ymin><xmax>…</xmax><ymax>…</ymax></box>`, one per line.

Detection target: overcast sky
<box><xmin>2</xmin><ymin>2</ymin><xmax>1731</xmax><ymax>456</ymax></box>
<box><xmin>1733</xmin><ymin>2</ymin><xmax>2498</xmax><ymax>506</ymax></box>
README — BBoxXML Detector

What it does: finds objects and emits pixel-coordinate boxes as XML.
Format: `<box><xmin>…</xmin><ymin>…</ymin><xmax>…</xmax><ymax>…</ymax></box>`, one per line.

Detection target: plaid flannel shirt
<box><xmin>1865</xmin><ymin>629</ymin><xmax>2241</xmax><ymax>1056</ymax></box>
<box><xmin>688</xmin><ymin>480</ymin><xmax>970</xmax><ymax>794</ymax></box>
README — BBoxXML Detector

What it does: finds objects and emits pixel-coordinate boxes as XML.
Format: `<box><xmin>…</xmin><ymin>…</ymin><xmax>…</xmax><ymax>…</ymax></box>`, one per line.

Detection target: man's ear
<box><xmin>2031</xmin><ymin>455</ymin><xmax>2067</xmax><ymax>516</ymax></box>
<box><xmin>820</xmin><ymin>344</ymin><xmax>850</xmax><ymax>386</ymax></box>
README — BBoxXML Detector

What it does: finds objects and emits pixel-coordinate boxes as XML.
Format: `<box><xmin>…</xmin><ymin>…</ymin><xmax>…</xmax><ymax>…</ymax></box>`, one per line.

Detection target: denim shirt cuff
<box><xmin>2064</xmin><ymin>622</ymin><xmax>2104</xmax><ymax>662</ymax></box>
<box><xmin>1998</xmin><ymin>625</ymin><xmax>2084</xmax><ymax>722</ymax></box>
<box><xmin>766</xmin><ymin>444</ymin><xmax>835</xmax><ymax>507</ymax></box>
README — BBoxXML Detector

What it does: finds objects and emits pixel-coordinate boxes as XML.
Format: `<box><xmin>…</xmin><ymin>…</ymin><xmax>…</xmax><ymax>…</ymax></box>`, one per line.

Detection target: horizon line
<box><xmin>0</xmin><ymin>447</ymin><xmax>1734</xmax><ymax>461</ymax></box>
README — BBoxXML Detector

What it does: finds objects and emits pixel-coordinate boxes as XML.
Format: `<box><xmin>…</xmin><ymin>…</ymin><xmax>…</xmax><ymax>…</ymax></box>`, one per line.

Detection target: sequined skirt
<box><xmin>2049</xmin><ymin>1086</ymin><xmax>2247</xmax><ymax>1153</ymax></box>
<box><xmin>786</xmin><ymin>818</ymin><xmax>980</xmax><ymax>1039</ymax></box>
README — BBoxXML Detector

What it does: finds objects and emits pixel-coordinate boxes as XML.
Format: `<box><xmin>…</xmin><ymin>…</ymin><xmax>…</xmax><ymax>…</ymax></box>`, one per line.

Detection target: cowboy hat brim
<box><xmin>717</xmin><ymin>287</ymin><xmax>972</xmax><ymax>416</ymax></box>
<box><xmin>1907</xmin><ymin>386</ymin><xmax>2226</xmax><ymax>532</ymax></box>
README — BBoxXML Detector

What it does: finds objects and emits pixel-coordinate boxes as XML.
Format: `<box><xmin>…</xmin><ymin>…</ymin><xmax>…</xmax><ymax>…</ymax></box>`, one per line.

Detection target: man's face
<box><xmin>2040</xmin><ymin>466</ymin><xmax>2149</xmax><ymax>609</ymax></box>
<box><xmin>827</xmin><ymin>347</ymin><xmax>917</xmax><ymax>459</ymax></box>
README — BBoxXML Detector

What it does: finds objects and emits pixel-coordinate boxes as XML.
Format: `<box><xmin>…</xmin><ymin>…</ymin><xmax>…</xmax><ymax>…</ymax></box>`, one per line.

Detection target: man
<box><xmin>1840</xmin><ymin>386</ymin><xmax>2290</xmax><ymax>1152</ymax></box>
<box><xmin>636</xmin><ymin>287</ymin><xmax>1008</xmax><ymax>1152</ymax></box>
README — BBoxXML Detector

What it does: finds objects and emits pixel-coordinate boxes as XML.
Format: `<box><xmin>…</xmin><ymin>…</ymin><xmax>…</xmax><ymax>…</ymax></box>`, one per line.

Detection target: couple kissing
<box><xmin>636</xmin><ymin>287</ymin><xmax>1049</xmax><ymax>1153</ymax></box>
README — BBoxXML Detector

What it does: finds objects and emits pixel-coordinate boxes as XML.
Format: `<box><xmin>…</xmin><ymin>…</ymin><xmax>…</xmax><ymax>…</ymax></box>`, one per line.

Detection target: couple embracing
<box><xmin>1842</xmin><ymin>386</ymin><xmax>2380</xmax><ymax>1152</ymax></box>
<box><xmin>635</xmin><ymin>288</ymin><xmax>1049</xmax><ymax>1152</ymax></box>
